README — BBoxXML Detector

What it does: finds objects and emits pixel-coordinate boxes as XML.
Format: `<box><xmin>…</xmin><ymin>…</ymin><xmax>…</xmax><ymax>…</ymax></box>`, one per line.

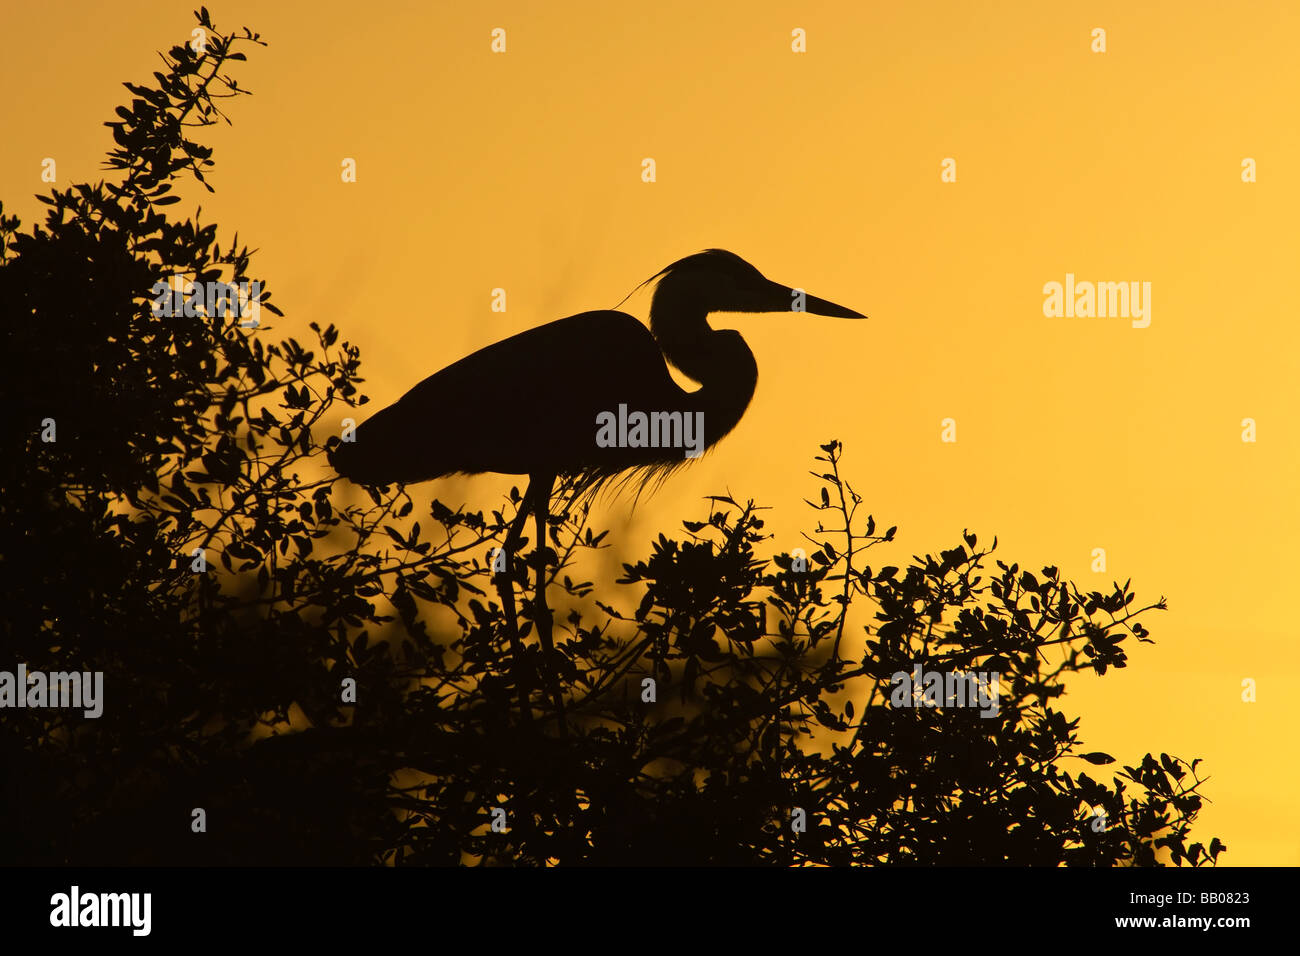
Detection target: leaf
<box><xmin>1080</xmin><ymin>752</ymin><xmax>1115</xmax><ymax>765</ymax></box>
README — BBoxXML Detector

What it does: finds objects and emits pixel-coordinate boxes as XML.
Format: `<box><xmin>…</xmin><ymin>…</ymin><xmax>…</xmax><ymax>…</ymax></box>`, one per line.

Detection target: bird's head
<box><xmin>649</xmin><ymin>249</ymin><xmax>865</xmax><ymax>320</ymax></box>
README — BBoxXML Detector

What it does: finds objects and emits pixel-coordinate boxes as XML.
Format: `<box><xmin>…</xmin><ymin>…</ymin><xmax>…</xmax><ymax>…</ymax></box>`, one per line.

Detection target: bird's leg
<box><xmin>531</xmin><ymin>475</ymin><xmax>580</xmax><ymax>860</ymax></box>
<box><xmin>495</xmin><ymin>486</ymin><xmax>535</xmax><ymax>727</ymax></box>
<box><xmin>531</xmin><ymin>475</ymin><xmax>568</xmax><ymax>740</ymax></box>
<box><xmin>531</xmin><ymin>476</ymin><xmax>554</xmax><ymax>646</ymax></box>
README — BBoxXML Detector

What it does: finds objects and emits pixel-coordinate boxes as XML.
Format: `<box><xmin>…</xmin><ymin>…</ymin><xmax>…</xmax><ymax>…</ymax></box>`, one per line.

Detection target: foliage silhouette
<box><xmin>0</xmin><ymin>11</ymin><xmax>1223</xmax><ymax>866</ymax></box>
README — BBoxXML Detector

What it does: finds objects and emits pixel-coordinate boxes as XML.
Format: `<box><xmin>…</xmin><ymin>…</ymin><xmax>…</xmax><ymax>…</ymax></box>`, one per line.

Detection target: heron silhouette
<box><xmin>329</xmin><ymin>249</ymin><xmax>864</xmax><ymax>728</ymax></box>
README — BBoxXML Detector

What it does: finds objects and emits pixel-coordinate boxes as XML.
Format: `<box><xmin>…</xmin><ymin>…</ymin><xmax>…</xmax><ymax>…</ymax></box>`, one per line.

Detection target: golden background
<box><xmin>3</xmin><ymin>0</ymin><xmax>1296</xmax><ymax>864</ymax></box>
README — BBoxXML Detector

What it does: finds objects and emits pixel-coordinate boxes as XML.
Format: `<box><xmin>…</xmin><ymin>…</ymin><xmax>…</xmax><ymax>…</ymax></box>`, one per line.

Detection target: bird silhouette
<box><xmin>329</xmin><ymin>249</ymin><xmax>864</xmax><ymax>727</ymax></box>
<box><xmin>330</xmin><ymin>249</ymin><xmax>863</xmax><ymax>497</ymax></box>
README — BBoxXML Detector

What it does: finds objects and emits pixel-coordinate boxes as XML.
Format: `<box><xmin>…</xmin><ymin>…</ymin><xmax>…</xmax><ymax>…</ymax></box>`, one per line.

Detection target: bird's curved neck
<box><xmin>648</xmin><ymin>287</ymin><xmax>757</xmax><ymax>444</ymax></box>
<box><xmin>649</xmin><ymin>286</ymin><xmax>717</xmax><ymax>384</ymax></box>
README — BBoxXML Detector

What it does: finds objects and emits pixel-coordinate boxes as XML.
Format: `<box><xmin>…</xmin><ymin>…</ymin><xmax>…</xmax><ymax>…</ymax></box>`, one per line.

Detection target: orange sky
<box><xmin>3</xmin><ymin>0</ymin><xmax>1297</xmax><ymax>865</ymax></box>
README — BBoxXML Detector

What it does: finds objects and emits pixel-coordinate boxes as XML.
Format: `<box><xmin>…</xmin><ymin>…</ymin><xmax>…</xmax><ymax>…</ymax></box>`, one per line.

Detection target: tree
<box><xmin>0</xmin><ymin>11</ymin><xmax>1223</xmax><ymax>866</ymax></box>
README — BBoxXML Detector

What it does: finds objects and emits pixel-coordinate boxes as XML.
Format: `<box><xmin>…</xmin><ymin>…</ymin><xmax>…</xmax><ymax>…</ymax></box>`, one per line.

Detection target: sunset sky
<box><xmin>3</xmin><ymin>0</ymin><xmax>1297</xmax><ymax>864</ymax></box>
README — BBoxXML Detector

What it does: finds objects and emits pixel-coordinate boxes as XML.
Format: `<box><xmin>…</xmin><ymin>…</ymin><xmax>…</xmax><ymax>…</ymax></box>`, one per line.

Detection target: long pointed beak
<box><xmin>765</xmin><ymin>280</ymin><xmax>866</xmax><ymax>318</ymax></box>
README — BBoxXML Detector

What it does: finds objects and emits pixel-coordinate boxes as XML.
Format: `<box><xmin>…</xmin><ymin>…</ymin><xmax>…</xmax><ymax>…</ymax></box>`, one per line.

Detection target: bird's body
<box><xmin>330</xmin><ymin>249</ymin><xmax>862</xmax><ymax>497</ymax></box>
<box><xmin>330</xmin><ymin>309</ymin><xmax>755</xmax><ymax>493</ymax></box>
